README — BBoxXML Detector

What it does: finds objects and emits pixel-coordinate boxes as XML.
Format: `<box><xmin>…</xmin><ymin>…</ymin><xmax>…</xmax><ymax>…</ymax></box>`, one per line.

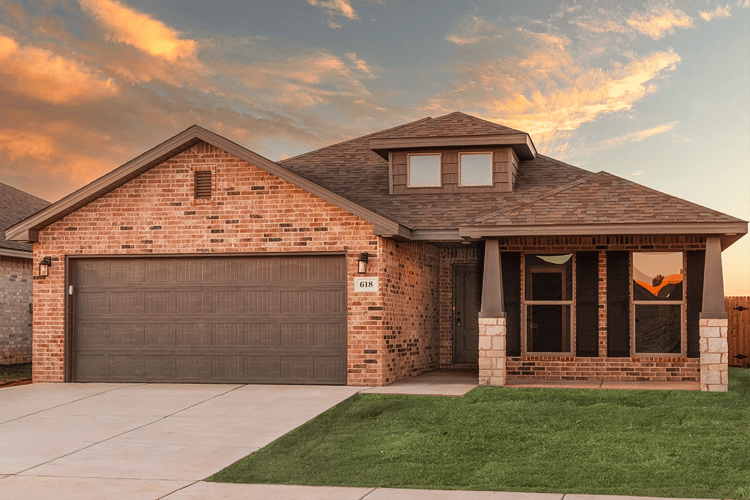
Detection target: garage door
<box><xmin>70</xmin><ymin>255</ymin><xmax>347</xmax><ymax>384</ymax></box>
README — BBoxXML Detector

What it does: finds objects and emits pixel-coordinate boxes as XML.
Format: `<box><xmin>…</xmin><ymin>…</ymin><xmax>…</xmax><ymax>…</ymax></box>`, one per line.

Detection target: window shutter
<box><xmin>194</xmin><ymin>171</ymin><xmax>212</xmax><ymax>199</ymax></box>
<box><xmin>686</xmin><ymin>250</ymin><xmax>705</xmax><ymax>358</ymax></box>
<box><xmin>576</xmin><ymin>251</ymin><xmax>599</xmax><ymax>357</ymax></box>
<box><xmin>607</xmin><ymin>251</ymin><xmax>630</xmax><ymax>357</ymax></box>
<box><xmin>502</xmin><ymin>252</ymin><xmax>521</xmax><ymax>356</ymax></box>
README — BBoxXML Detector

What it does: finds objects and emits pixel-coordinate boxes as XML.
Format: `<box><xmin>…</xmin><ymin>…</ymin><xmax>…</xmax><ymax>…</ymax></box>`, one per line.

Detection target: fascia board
<box><xmin>0</xmin><ymin>248</ymin><xmax>33</xmax><ymax>259</ymax></box>
<box><xmin>369</xmin><ymin>134</ymin><xmax>536</xmax><ymax>160</ymax></box>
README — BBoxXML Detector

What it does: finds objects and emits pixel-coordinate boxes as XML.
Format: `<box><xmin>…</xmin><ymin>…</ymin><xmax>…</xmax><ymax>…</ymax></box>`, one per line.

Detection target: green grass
<box><xmin>209</xmin><ymin>367</ymin><xmax>750</xmax><ymax>499</ymax></box>
<box><xmin>0</xmin><ymin>362</ymin><xmax>32</xmax><ymax>385</ymax></box>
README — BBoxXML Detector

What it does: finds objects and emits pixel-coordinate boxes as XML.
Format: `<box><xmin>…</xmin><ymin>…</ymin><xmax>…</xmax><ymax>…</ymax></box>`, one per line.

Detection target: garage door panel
<box><xmin>110</xmin><ymin>323</ymin><xmax>144</xmax><ymax>346</ymax></box>
<box><xmin>73</xmin><ymin>255</ymin><xmax>346</xmax><ymax>384</ymax></box>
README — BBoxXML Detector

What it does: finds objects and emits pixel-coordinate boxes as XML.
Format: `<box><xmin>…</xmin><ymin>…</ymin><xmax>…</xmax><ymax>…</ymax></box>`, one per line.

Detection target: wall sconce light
<box><xmin>357</xmin><ymin>253</ymin><xmax>369</xmax><ymax>274</ymax></box>
<box><xmin>39</xmin><ymin>257</ymin><xmax>52</xmax><ymax>277</ymax></box>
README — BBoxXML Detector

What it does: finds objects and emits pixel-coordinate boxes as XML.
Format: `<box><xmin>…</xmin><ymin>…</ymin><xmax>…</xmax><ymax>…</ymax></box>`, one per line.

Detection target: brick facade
<box><xmin>1</xmin><ymin>256</ymin><xmax>33</xmax><ymax>364</ymax></box>
<box><xmin>31</xmin><ymin>142</ymin><xmax>444</xmax><ymax>386</ymax></box>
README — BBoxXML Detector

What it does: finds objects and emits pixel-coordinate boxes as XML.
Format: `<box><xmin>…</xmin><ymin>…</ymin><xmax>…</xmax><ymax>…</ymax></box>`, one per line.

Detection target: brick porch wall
<box><xmin>31</xmin><ymin>141</ymin><xmax>384</xmax><ymax>385</ymax></box>
<box><xmin>438</xmin><ymin>245</ymin><xmax>480</xmax><ymax>368</ymax></box>
<box><xmin>381</xmin><ymin>239</ymin><xmax>441</xmax><ymax>384</ymax></box>
<box><xmin>0</xmin><ymin>256</ymin><xmax>33</xmax><ymax>364</ymax></box>
<box><xmin>493</xmin><ymin>234</ymin><xmax>706</xmax><ymax>384</ymax></box>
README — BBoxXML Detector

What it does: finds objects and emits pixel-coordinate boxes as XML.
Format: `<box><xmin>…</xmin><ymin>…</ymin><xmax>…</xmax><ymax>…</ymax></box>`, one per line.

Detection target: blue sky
<box><xmin>0</xmin><ymin>0</ymin><xmax>748</xmax><ymax>293</ymax></box>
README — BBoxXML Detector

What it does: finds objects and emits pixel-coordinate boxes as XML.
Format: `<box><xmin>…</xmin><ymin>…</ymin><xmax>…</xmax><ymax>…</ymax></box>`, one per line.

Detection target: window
<box><xmin>194</xmin><ymin>171</ymin><xmax>212</xmax><ymax>199</ymax></box>
<box><xmin>459</xmin><ymin>152</ymin><xmax>493</xmax><ymax>186</ymax></box>
<box><xmin>524</xmin><ymin>254</ymin><xmax>574</xmax><ymax>354</ymax></box>
<box><xmin>407</xmin><ymin>154</ymin><xmax>441</xmax><ymax>187</ymax></box>
<box><xmin>632</xmin><ymin>252</ymin><xmax>684</xmax><ymax>355</ymax></box>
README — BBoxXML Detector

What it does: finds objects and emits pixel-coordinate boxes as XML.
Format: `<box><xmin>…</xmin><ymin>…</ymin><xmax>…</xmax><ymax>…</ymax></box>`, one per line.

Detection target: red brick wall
<box><xmin>381</xmin><ymin>239</ymin><xmax>441</xmax><ymax>384</ymax></box>
<box><xmin>1</xmin><ymin>256</ymin><xmax>33</xmax><ymax>364</ymax></box>
<box><xmin>499</xmin><ymin>234</ymin><xmax>704</xmax><ymax>382</ymax></box>
<box><xmin>32</xmin><ymin>142</ymin><xmax>387</xmax><ymax>385</ymax></box>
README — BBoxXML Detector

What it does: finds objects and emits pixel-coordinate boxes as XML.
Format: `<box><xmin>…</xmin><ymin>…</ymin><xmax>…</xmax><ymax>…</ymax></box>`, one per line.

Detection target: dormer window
<box><xmin>459</xmin><ymin>152</ymin><xmax>493</xmax><ymax>186</ymax></box>
<box><xmin>407</xmin><ymin>154</ymin><xmax>441</xmax><ymax>187</ymax></box>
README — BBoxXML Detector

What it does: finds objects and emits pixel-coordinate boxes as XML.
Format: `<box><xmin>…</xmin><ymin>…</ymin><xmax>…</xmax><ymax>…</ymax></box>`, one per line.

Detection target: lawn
<box><xmin>209</xmin><ymin>367</ymin><xmax>750</xmax><ymax>499</ymax></box>
<box><xmin>0</xmin><ymin>362</ymin><xmax>32</xmax><ymax>386</ymax></box>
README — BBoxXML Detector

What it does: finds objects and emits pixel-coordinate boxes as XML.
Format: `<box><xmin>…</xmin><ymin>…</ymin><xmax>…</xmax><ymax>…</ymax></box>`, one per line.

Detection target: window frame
<box><xmin>458</xmin><ymin>152</ymin><xmax>494</xmax><ymax>187</ymax></box>
<box><xmin>630</xmin><ymin>251</ymin><xmax>686</xmax><ymax>357</ymax></box>
<box><xmin>521</xmin><ymin>253</ymin><xmax>576</xmax><ymax>357</ymax></box>
<box><xmin>407</xmin><ymin>153</ymin><xmax>442</xmax><ymax>188</ymax></box>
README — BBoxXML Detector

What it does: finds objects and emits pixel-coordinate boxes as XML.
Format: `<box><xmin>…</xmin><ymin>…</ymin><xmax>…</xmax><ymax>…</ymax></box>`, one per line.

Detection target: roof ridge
<box><xmin>279</xmin><ymin>116</ymin><xmax>433</xmax><ymax>163</ymax></box>
<box><xmin>473</xmin><ymin>171</ymin><xmax>601</xmax><ymax>223</ymax></box>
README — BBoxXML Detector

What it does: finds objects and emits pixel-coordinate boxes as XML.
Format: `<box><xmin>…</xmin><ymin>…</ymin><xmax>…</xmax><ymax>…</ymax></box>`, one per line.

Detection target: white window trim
<box><xmin>521</xmin><ymin>253</ymin><xmax>576</xmax><ymax>357</ymax></box>
<box><xmin>630</xmin><ymin>251</ymin><xmax>686</xmax><ymax>357</ymax></box>
<box><xmin>458</xmin><ymin>152</ymin><xmax>494</xmax><ymax>187</ymax></box>
<box><xmin>407</xmin><ymin>153</ymin><xmax>442</xmax><ymax>188</ymax></box>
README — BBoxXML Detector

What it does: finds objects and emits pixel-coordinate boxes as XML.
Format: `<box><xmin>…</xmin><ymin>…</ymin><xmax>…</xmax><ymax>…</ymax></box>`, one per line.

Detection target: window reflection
<box><xmin>632</xmin><ymin>252</ymin><xmax>683</xmax><ymax>301</ymax></box>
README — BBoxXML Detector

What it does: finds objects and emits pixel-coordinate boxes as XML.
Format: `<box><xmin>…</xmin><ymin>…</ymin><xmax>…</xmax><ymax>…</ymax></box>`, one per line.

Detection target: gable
<box><xmin>6</xmin><ymin>126</ymin><xmax>406</xmax><ymax>243</ymax></box>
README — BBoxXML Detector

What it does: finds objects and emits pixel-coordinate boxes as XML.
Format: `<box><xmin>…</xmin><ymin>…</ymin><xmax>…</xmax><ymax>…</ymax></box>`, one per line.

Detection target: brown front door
<box><xmin>453</xmin><ymin>263</ymin><xmax>480</xmax><ymax>364</ymax></box>
<box><xmin>69</xmin><ymin>255</ymin><xmax>347</xmax><ymax>385</ymax></box>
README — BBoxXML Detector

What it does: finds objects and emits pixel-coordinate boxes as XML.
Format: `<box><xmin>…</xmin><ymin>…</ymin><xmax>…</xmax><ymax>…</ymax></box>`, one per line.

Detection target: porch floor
<box><xmin>360</xmin><ymin>370</ymin><xmax>700</xmax><ymax>396</ymax></box>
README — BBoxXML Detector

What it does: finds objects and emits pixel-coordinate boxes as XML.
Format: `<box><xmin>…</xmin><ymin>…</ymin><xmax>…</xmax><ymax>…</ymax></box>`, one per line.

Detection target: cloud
<box><xmin>307</xmin><ymin>0</ymin><xmax>358</xmax><ymax>21</ymax></box>
<box><xmin>627</xmin><ymin>5</ymin><xmax>693</xmax><ymax>39</ymax></box>
<box><xmin>0</xmin><ymin>35</ymin><xmax>118</xmax><ymax>104</ymax></box>
<box><xmin>78</xmin><ymin>0</ymin><xmax>197</xmax><ymax>61</ymax></box>
<box><xmin>0</xmin><ymin>129</ymin><xmax>56</xmax><ymax>161</ymax></box>
<box><xmin>738</xmin><ymin>0</ymin><xmax>749</xmax><ymax>8</ymax></box>
<box><xmin>598</xmin><ymin>122</ymin><xmax>678</xmax><ymax>149</ymax></box>
<box><xmin>700</xmin><ymin>4</ymin><xmax>732</xmax><ymax>21</ymax></box>
<box><xmin>446</xmin><ymin>16</ymin><xmax>502</xmax><ymax>45</ymax></box>
<box><xmin>631</xmin><ymin>170</ymin><xmax>644</xmax><ymax>176</ymax></box>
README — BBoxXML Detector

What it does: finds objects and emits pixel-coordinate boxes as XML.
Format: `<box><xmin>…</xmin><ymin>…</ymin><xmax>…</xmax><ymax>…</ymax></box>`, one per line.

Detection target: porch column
<box><xmin>478</xmin><ymin>238</ymin><xmax>506</xmax><ymax>387</ymax></box>
<box><xmin>699</xmin><ymin>236</ymin><xmax>728</xmax><ymax>392</ymax></box>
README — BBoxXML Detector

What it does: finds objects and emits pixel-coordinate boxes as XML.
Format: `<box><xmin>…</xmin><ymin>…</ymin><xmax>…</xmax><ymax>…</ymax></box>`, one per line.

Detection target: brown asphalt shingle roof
<box><xmin>0</xmin><ymin>182</ymin><xmax>50</xmax><ymax>254</ymax></box>
<box><xmin>374</xmin><ymin>111</ymin><xmax>524</xmax><ymax>139</ymax></box>
<box><xmin>474</xmin><ymin>171</ymin><xmax>743</xmax><ymax>227</ymax></box>
<box><xmin>280</xmin><ymin>112</ymin><xmax>744</xmax><ymax>231</ymax></box>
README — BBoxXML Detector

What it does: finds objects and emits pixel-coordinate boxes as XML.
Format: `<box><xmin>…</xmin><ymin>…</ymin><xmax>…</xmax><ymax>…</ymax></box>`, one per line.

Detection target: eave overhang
<box><xmin>6</xmin><ymin>125</ymin><xmax>409</xmax><ymax>243</ymax></box>
<box><xmin>458</xmin><ymin>221</ymin><xmax>749</xmax><ymax>250</ymax></box>
<box><xmin>0</xmin><ymin>247</ymin><xmax>33</xmax><ymax>259</ymax></box>
<box><xmin>369</xmin><ymin>133</ymin><xmax>537</xmax><ymax>161</ymax></box>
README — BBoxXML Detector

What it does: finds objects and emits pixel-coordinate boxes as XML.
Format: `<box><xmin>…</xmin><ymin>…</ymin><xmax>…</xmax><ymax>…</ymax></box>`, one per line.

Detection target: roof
<box><xmin>0</xmin><ymin>182</ymin><xmax>49</xmax><ymax>257</ymax></box>
<box><xmin>368</xmin><ymin>112</ymin><xmax>536</xmax><ymax>160</ymax></box>
<box><xmin>7</xmin><ymin>112</ymin><xmax>747</xmax><ymax>247</ymax></box>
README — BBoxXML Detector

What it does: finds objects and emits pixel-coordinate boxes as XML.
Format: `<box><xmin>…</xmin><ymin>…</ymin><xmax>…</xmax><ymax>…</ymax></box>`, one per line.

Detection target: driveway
<box><xmin>0</xmin><ymin>383</ymin><xmax>361</xmax><ymax>499</ymax></box>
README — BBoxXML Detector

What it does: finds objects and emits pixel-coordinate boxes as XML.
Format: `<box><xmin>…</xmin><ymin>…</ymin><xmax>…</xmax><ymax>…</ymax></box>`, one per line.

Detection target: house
<box><xmin>1</xmin><ymin>182</ymin><xmax>50</xmax><ymax>364</ymax></box>
<box><xmin>6</xmin><ymin>113</ymin><xmax>747</xmax><ymax>391</ymax></box>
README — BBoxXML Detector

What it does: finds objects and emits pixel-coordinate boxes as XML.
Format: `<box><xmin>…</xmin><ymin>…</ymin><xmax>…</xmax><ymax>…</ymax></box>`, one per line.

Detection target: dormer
<box><xmin>369</xmin><ymin>112</ymin><xmax>536</xmax><ymax>195</ymax></box>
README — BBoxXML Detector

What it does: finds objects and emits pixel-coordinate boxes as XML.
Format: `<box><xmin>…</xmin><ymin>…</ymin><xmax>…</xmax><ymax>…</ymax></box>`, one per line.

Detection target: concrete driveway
<box><xmin>0</xmin><ymin>382</ymin><xmax>361</xmax><ymax>499</ymax></box>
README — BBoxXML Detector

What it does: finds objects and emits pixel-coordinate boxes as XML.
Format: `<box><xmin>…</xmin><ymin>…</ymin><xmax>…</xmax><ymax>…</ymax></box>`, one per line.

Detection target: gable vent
<box><xmin>194</xmin><ymin>171</ymin><xmax>212</xmax><ymax>199</ymax></box>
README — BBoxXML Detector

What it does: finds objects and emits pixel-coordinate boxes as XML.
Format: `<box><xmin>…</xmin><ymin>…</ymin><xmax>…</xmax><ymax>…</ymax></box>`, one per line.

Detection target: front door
<box><xmin>453</xmin><ymin>264</ymin><xmax>481</xmax><ymax>364</ymax></box>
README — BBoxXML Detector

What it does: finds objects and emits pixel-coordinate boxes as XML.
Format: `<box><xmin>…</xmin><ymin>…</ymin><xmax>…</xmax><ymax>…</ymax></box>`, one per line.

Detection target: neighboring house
<box><xmin>0</xmin><ymin>182</ymin><xmax>50</xmax><ymax>364</ymax></box>
<box><xmin>7</xmin><ymin>113</ymin><xmax>747</xmax><ymax>391</ymax></box>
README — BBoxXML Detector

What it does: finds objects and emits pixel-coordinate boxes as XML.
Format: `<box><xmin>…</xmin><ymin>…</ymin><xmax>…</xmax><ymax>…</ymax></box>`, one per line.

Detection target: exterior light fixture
<box><xmin>357</xmin><ymin>253</ymin><xmax>369</xmax><ymax>274</ymax></box>
<box><xmin>39</xmin><ymin>257</ymin><xmax>52</xmax><ymax>277</ymax></box>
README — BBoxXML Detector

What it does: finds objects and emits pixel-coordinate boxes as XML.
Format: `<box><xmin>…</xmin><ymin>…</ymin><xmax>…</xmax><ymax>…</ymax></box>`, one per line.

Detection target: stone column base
<box><xmin>478</xmin><ymin>317</ymin><xmax>506</xmax><ymax>387</ymax></box>
<box><xmin>699</xmin><ymin>318</ymin><xmax>729</xmax><ymax>392</ymax></box>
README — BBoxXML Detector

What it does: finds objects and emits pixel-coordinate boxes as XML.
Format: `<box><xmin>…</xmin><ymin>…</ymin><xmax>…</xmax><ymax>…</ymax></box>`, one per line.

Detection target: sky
<box><xmin>0</xmin><ymin>0</ymin><xmax>748</xmax><ymax>294</ymax></box>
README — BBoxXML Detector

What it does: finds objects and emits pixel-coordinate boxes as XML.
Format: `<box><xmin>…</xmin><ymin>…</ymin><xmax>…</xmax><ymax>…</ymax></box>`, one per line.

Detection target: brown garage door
<box><xmin>70</xmin><ymin>255</ymin><xmax>347</xmax><ymax>384</ymax></box>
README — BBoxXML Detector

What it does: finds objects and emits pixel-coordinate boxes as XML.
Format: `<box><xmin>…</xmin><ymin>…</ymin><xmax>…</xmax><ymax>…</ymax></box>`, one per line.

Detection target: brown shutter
<box><xmin>194</xmin><ymin>171</ymin><xmax>212</xmax><ymax>199</ymax></box>
<box><xmin>686</xmin><ymin>250</ymin><xmax>705</xmax><ymax>358</ymax></box>
<box><xmin>607</xmin><ymin>251</ymin><xmax>630</xmax><ymax>357</ymax></box>
<box><xmin>576</xmin><ymin>251</ymin><xmax>599</xmax><ymax>357</ymax></box>
<box><xmin>502</xmin><ymin>252</ymin><xmax>521</xmax><ymax>356</ymax></box>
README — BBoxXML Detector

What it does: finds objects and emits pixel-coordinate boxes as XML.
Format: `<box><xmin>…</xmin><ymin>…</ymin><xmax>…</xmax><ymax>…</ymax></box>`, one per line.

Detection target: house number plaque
<box><xmin>354</xmin><ymin>277</ymin><xmax>379</xmax><ymax>292</ymax></box>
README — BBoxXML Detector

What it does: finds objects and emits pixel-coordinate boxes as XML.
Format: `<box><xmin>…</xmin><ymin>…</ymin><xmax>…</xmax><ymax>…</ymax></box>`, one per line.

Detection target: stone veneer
<box><xmin>0</xmin><ymin>256</ymin><xmax>33</xmax><ymax>364</ymax></box>
<box><xmin>699</xmin><ymin>318</ymin><xmax>729</xmax><ymax>391</ymax></box>
<box><xmin>478</xmin><ymin>317</ymin><xmax>505</xmax><ymax>386</ymax></box>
